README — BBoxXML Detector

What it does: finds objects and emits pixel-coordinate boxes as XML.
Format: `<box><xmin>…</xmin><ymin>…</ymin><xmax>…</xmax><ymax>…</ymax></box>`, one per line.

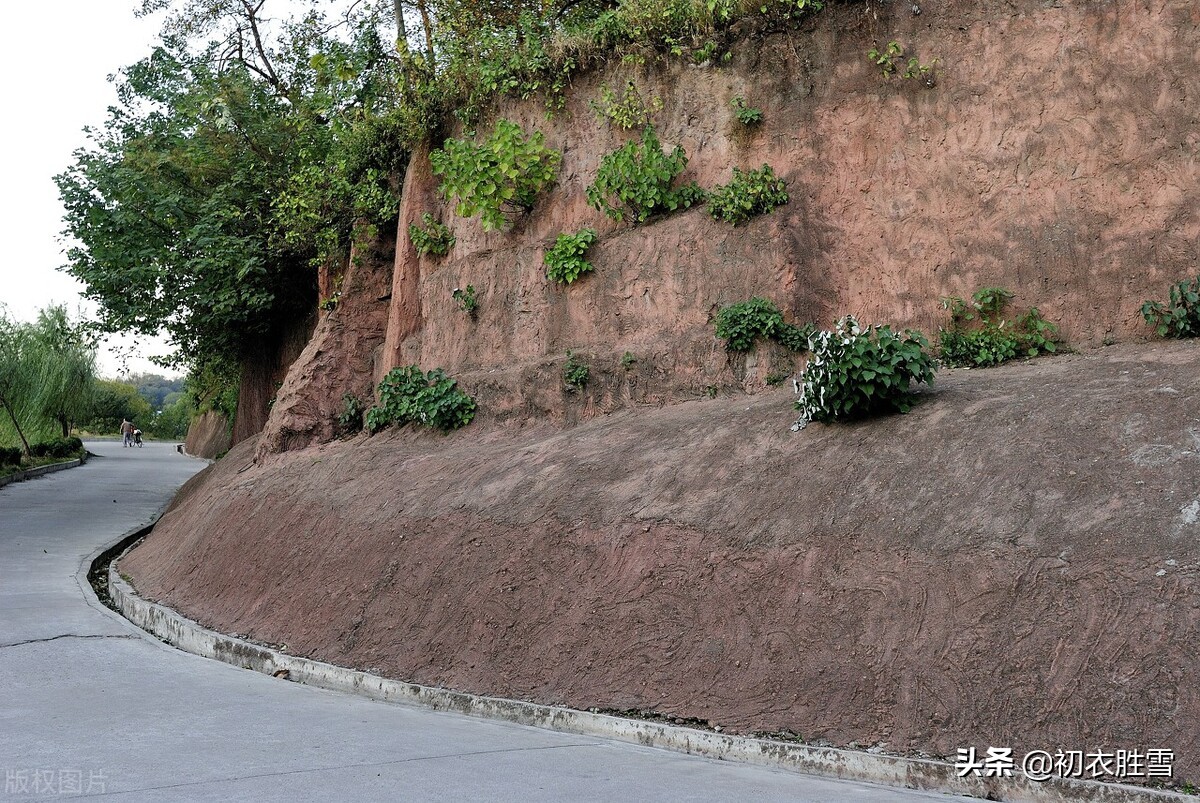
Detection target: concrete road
<box><xmin>0</xmin><ymin>441</ymin><xmax>969</xmax><ymax>801</ymax></box>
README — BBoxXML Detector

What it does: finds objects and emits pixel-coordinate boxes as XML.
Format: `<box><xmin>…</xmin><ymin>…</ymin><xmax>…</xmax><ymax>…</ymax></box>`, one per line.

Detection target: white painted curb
<box><xmin>107</xmin><ymin>556</ymin><xmax>1185</xmax><ymax>803</ymax></box>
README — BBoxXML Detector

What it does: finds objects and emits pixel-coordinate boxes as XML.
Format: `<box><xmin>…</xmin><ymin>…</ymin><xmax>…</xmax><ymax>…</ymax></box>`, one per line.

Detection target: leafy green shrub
<box><xmin>545</xmin><ymin>229</ymin><xmax>599</xmax><ymax>284</ymax></box>
<box><xmin>938</xmin><ymin>327</ymin><xmax>1016</xmax><ymax>367</ymax></box>
<box><xmin>621</xmin><ymin>351</ymin><xmax>637</xmax><ymax>369</ymax></box>
<box><xmin>586</xmin><ymin>127</ymin><xmax>705</xmax><ymax>224</ymax></box>
<box><xmin>365</xmin><ymin>366</ymin><xmax>477</xmax><ymax>434</ymax></box>
<box><xmin>1142</xmin><ymin>276</ymin><xmax>1200</xmax><ymax>338</ymax></box>
<box><xmin>715</xmin><ymin>297</ymin><xmax>785</xmax><ymax>352</ymax></box>
<box><xmin>708</xmin><ymin>165</ymin><xmax>788</xmax><ymax>226</ymax></box>
<box><xmin>794</xmin><ymin>316</ymin><xmax>936</xmax><ymax>423</ymax></box>
<box><xmin>563</xmin><ymin>351</ymin><xmax>590</xmax><ymax>392</ymax></box>
<box><xmin>430</xmin><ymin>120</ymin><xmax>561</xmax><ymax>231</ymax></box>
<box><xmin>30</xmin><ymin>437</ymin><xmax>84</xmax><ymax>459</ymax></box>
<box><xmin>0</xmin><ymin>446</ymin><xmax>23</xmax><ymax>466</ymax></box>
<box><xmin>774</xmin><ymin>320</ymin><xmax>815</xmax><ymax>353</ymax></box>
<box><xmin>337</xmin><ymin>393</ymin><xmax>364</xmax><ymax>435</ymax></box>
<box><xmin>715</xmin><ymin>297</ymin><xmax>813</xmax><ymax>352</ymax></box>
<box><xmin>1016</xmin><ymin>308</ymin><xmax>1060</xmax><ymax>355</ymax></box>
<box><xmin>408</xmin><ymin>213</ymin><xmax>456</xmax><ymax>257</ymax></box>
<box><xmin>938</xmin><ymin>287</ymin><xmax>1060</xmax><ymax>367</ymax></box>
<box><xmin>452</xmin><ymin>285</ymin><xmax>478</xmax><ymax>318</ymax></box>
<box><xmin>730</xmin><ymin>96</ymin><xmax>763</xmax><ymax>126</ymax></box>
<box><xmin>591</xmin><ymin>81</ymin><xmax>662</xmax><ymax>130</ymax></box>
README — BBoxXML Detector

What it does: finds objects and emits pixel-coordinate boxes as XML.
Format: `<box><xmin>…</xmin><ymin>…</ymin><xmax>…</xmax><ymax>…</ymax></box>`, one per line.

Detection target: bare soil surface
<box><xmin>127</xmin><ymin>341</ymin><xmax>1200</xmax><ymax>778</ymax></box>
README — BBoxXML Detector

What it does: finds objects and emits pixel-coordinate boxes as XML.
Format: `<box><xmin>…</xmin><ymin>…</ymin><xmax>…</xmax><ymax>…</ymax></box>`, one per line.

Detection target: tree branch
<box><xmin>239</xmin><ymin>0</ymin><xmax>288</xmax><ymax>97</ymax></box>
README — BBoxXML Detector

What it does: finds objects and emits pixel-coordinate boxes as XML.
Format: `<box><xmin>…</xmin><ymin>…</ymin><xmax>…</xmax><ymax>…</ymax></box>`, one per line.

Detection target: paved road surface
<box><xmin>0</xmin><ymin>441</ymin><xmax>970</xmax><ymax>801</ymax></box>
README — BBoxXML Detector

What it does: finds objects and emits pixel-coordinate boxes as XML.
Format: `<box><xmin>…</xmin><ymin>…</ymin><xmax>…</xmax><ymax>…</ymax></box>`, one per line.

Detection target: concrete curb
<box><xmin>0</xmin><ymin>454</ymin><xmax>87</xmax><ymax>489</ymax></box>
<box><xmin>104</xmin><ymin>555</ymin><xmax>1186</xmax><ymax>803</ymax></box>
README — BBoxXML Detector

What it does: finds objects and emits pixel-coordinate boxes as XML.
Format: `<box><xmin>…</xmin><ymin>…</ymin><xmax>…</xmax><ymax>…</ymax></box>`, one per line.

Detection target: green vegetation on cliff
<box><xmin>59</xmin><ymin>0</ymin><xmax>830</xmax><ymax>396</ymax></box>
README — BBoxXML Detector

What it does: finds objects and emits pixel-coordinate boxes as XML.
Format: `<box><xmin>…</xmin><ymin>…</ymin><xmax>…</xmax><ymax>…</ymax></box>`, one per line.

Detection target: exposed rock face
<box><xmin>231</xmin><ymin>310</ymin><xmax>317</xmax><ymax>446</ymax></box>
<box><xmin>361</xmin><ymin>0</ymin><xmax>1200</xmax><ymax>435</ymax></box>
<box><xmin>255</xmin><ymin>228</ymin><xmax>397</xmax><ymax>458</ymax></box>
<box><xmin>182</xmin><ymin>411</ymin><xmax>230</xmax><ymax>459</ymax></box>
<box><xmin>125</xmin><ymin>341</ymin><xmax>1200</xmax><ymax>777</ymax></box>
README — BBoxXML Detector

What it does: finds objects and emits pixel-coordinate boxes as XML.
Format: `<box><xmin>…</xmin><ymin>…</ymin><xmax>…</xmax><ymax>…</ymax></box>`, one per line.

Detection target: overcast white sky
<box><xmin>1</xmin><ymin>1</ymin><xmax>168</xmax><ymax>377</ymax></box>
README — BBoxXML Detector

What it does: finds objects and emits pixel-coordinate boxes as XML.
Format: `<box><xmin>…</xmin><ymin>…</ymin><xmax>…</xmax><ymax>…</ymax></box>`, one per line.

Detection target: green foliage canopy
<box><xmin>795</xmin><ymin>316</ymin><xmax>936</xmax><ymax>423</ymax></box>
<box><xmin>57</xmin><ymin>3</ymin><xmax>404</xmax><ymax>376</ymax></box>
<box><xmin>86</xmin><ymin>380</ymin><xmax>156</xmax><ymax>435</ymax></box>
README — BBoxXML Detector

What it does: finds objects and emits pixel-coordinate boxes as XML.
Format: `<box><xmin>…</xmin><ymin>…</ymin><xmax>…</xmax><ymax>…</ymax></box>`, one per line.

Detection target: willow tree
<box><xmin>0</xmin><ymin>306</ymin><xmax>97</xmax><ymax>456</ymax></box>
<box><xmin>31</xmin><ymin>306</ymin><xmax>97</xmax><ymax>438</ymax></box>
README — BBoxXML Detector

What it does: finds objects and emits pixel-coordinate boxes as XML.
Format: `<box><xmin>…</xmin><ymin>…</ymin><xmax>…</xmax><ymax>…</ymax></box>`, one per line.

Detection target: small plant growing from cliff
<box><xmin>562</xmin><ymin>350</ymin><xmax>590</xmax><ymax>392</ymax></box>
<box><xmin>730</xmin><ymin>97</ymin><xmax>763</xmax><ymax>126</ymax></box>
<box><xmin>693</xmin><ymin>40</ymin><xmax>719</xmax><ymax>64</ymax></box>
<box><xmin>868</xmin><ymin>41</ymin><xmax>938</xmax><ymax>85</ymax></box>
<box><xmin>365</xmin><ymin>365</ymin><xmax>477</xmax><ymax>433</ymax></box>
<box><xmin>794</xmin><ymin>316</ymin><xmax>935</xmax><ymax>425</ymax></box>
<box><xmin>337</xmin><ymin>393</ymin><xmax>364</xmax><ymax>435</ymax></box>
<box><xmin>586</xmin><ymin>127</ymin><xmax>706</xmax><ymax>224</ymax></box>
<box><xmin>591</xmin><ymin>81</ymin><xmax>662</xmax><ymax>130</ymax></box>
<box><xmin>409</xmin><ymin>213</ymin><xmax>456</xmax><ymax>257</ymax></box>
<box><xmin>319</xmin><ymin>292</ymin><xmax>340</xmax><ymax>312</ymax></box>
<box><xmin>868</xmin><ymin>41</ymin><xmax>903</xmax><ymax>76</ymax></box>
<box><xmin>715</xmin><ymin>297</ymin><xmax>813</xmax><ymax>352</ymax></box>
<box><xmin>544</xmin><ymin>228</ymin><xmax>599</xmax><ymax>284</ymax></box>
<box><xmin>938</xmin><ymin>287</ymin><xmax>1060</xmax><ymax>367</ymax></box>
<box><xmin>452</xmin><ymin>285</ymin><xmax>478</xmax><ymax>319</ymax></box>
<box><xmin>621</xmin><ymin>351</ymin><xmax>637</xmax><ymax>370</ymax></box>
<box><xmin>431</xmin><ymin>119</ymin><xmax>561</xmax><ymax>231</ymax></box>
<box><xmin>1141</xmin><ymin>275</ymin><xmax>1200</xmax><ymax>338</ymax></box>
<box><xmin>707</xmin><ymin>165</ymin><xmax>788</xmax><ymax>226</ymax></box>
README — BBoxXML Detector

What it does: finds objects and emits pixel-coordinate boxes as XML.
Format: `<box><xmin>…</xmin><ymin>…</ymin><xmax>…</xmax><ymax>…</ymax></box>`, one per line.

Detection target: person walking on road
<box><xmin>120</xmin><ymin>418</ymin><xmax>134</xmax><ymax>448</ymax></box>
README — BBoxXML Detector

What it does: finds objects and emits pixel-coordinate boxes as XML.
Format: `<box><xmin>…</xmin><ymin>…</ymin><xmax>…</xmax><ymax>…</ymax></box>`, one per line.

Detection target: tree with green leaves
<box><xmin>57</xmin><ymin>0</ymin><xmax>405</xmax><ymax>392</ymax></box>
<box><xmin>30</xmin><ymin>307</ymin><xmax>97</xmax><ymax>438</ymax></box>
<box><xmin>0</xmin><ymin>315</ymin><xmax>36</xmax><ymax>457</ymax></box>
<box><xmin>0</xmin><ymin>306</ymin><xmax>97</xmax><ymax>456</ymax></box>
<box><xmin>86</xmin><ymin>380</ymin><xmax>156</xmax><ymax>436</ymax></box>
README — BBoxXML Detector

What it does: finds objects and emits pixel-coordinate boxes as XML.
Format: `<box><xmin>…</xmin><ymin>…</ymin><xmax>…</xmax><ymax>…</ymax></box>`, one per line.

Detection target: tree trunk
<box><xmin>415</xmin><ymin>0</ymin><xmax>435</xmax><ymax>65</ymax></box>
<box><xmin>0</xmin><ymin>395</ymin><xmax>33</xmax><ymax>459</ymax></box>
<box><xmin>393</xmin><ymin>0</ymin><xmax>409</xmax><ymax>55</ymax></box>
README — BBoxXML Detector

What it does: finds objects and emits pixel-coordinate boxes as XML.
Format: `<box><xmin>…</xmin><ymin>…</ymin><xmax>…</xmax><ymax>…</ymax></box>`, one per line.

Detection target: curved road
<box><xmin>0</xmin><ymin>441</ymin><xmax>968</xmax><ymax>801</ymax></box>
